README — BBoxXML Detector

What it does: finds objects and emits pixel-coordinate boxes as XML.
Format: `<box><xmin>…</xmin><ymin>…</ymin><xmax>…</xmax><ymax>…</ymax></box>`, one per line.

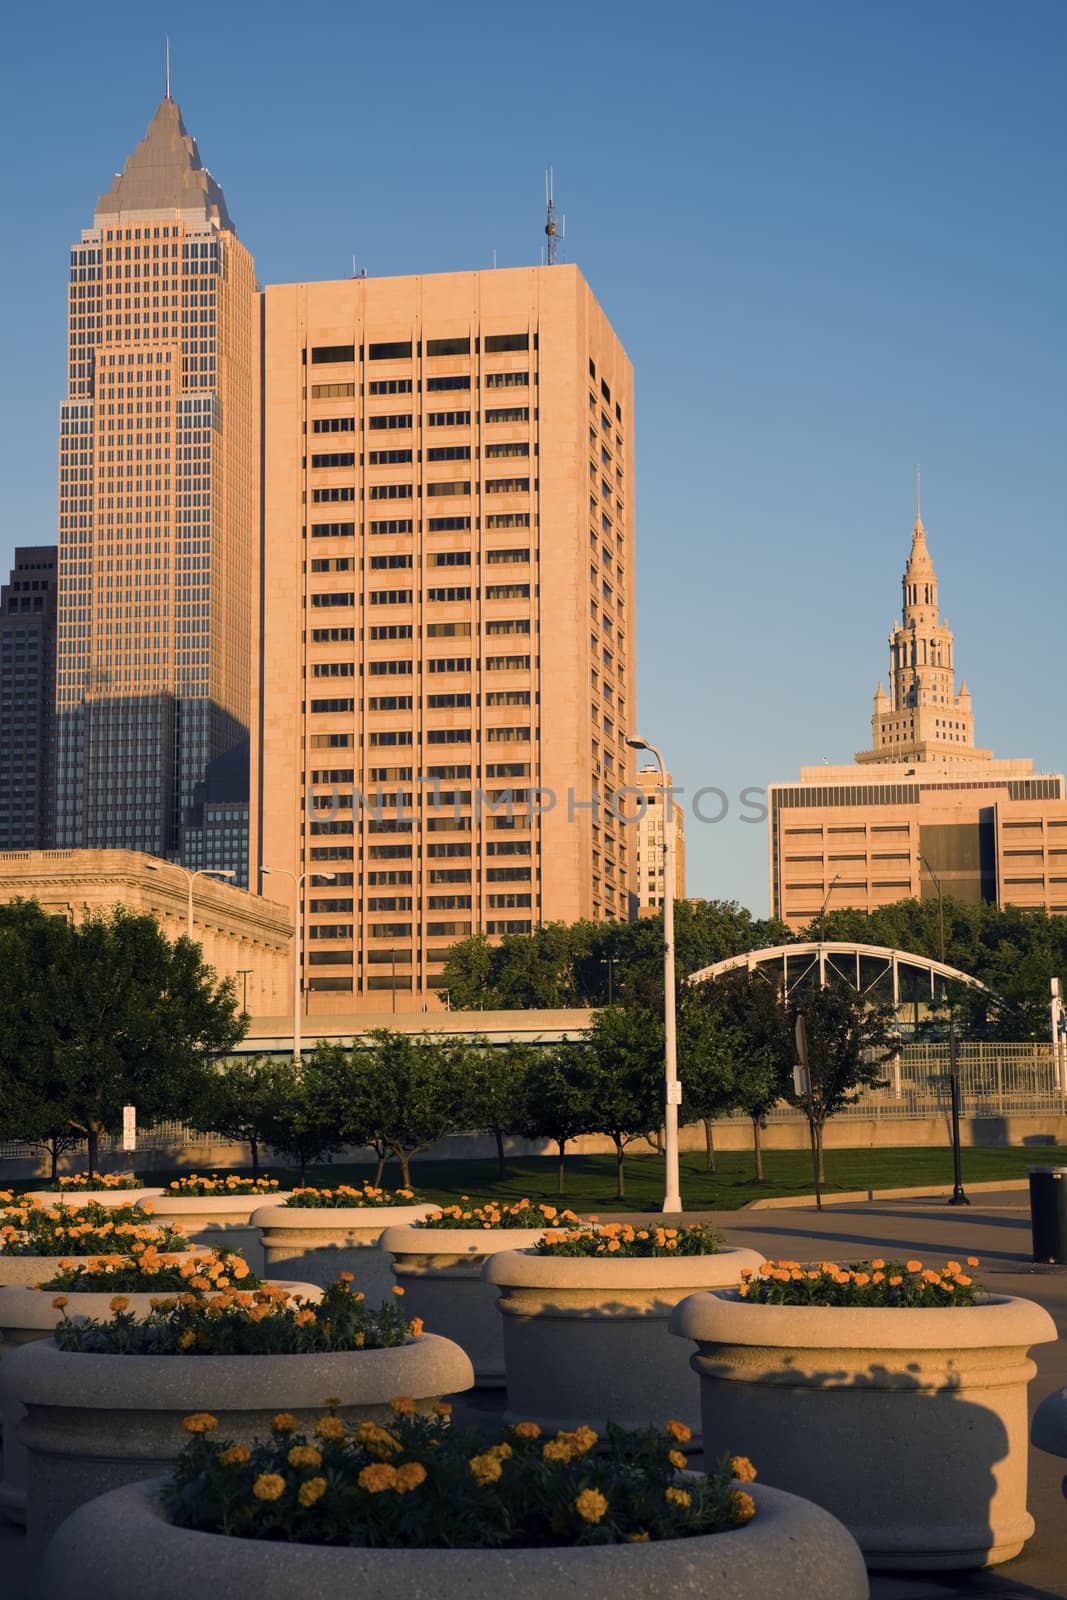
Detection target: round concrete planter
<box><xmin>9</xmin><ymin>1327</ymin><xmax>473</xmax><ymax>1563</ymax></box>
<box><xmin>0</xmin><ymin>1276</ymin><xmax>320</xmax><ymax>1529</ymax></box>
<box><xmin>26</xmin><ymin>1188</ymin><xmax>164</xmax><ymax>1208</ymax></box>
<box><xmin>147</xmin><ymin>1193</ymin><xmax>293</xmax><ymax>1274</ymax></box>
<box><xmin>1032</xmin><ymin>1386</ymin><xmax>1067</xmax><ymax>1460</ymax></box>
<box><xmin>484</xmin><ymin>1246</ymin><xmax>765</xmax><ymax>1441</ymax></box>
<box><xmin>255</xmin><ymin>1203</ymin><xmax>437</xmax><ymax>1300</ymax></box>
<box><xmin>380</xmin><ymin>1225</ymin><xmax>548</xmax><ymax>1387</ymax></box>
<box><xmin>669</xmin><ymin>1288</ymin><xmax>1058</xmax><ymax>1570</ymax></box>
<box><xmin>43</xmin><ymin>1473</ymin><xmax>869</xmax><ymax>1600</ymax></box>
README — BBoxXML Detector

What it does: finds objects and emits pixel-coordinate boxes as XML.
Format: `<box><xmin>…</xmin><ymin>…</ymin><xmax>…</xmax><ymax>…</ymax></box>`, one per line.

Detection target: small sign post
<box><xmin>121</xmin><ymin>1104</ymin><xmax>137</xmax><ymax>1153</ymax></box>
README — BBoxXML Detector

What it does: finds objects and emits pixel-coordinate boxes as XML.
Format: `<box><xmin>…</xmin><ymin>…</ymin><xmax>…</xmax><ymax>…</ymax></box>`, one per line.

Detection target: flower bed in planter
<box><xmin>669</xmin><ymin>1257</ymin><xmax>1058</xmax><ymax>1570</ymax></box>
<box><xmin>0</xmin><ymin>1250</ymin><xmax>307</xmax><ymax>1527</ymax></box>
<box><xmin>254</xmin><ymin>1184</ymin><xmax>437</xmax><ymax>1299</ymax></box>
<box><xmin>381</xmin><ymin>1202</ymin><xmax>580</xmax><ymax>1387</ymax></box>
<box><xmin>42</xmin><ymin>1417</ymin><xmax>868</xmax><ymax>1600</ymax></box>
<box><xmin>485</xmin><ymin>1225</ymin><xmax>764</xmax><ymax>1440</ymax></box>
<box><xmin>7</xmin><ymin>1278</ymin><xmax>473</xmax><ymax>1560</ymax></box>
<box><xmin>28</xmin><ymin>1173</ymin><xmax>163</xmax><ymax>1206</ymax></box>
<box><xmin>148</xmin><ymin>1176</ymin><xmax>291</xmax><ymax>1274</ymax></box>
<box><xmin>0</xmin><ymin>1200</ymin><xmax>188</xmax><ymax>1286</ymax></box>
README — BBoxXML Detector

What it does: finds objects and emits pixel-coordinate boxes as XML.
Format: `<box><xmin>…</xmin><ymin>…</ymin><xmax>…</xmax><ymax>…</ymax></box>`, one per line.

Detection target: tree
<box><xmin>581</xmin><ymin>1007</ymin><xmax>663</xmax><ymax>1198</ymax></box>
<box><xmin>0</xmin><ymin>901</ymin><xmax>246</xmax><ymax>1176</ymax></box>
<box><xmin>463</xmin><ymin>1041</ymin><xmax>531</xmax><ymax>1180</ymax></box>
<box><xmin>687</xmin><ymin>972</ymin><xmax>793</xmax><ymax>1181</ymax></box>
<box><xmin>189</xmin><ymin>1055</ymin><xmax>297</xmax><ymax>1176</ymax></box>
<box><xmin>512</xmin><ymin>1043</ymin><xmax>594</xmax><ymax>1194</ymax></box>
<box><xmin>341</xmin><ymin>1031</ymin><xmax>472</xmax><ymax>1188</ymax></box>
<box><xmin>787</xmin><ymin>984</ymin><xmax>897</xmax><ymax>1208</ymax></box>
<box><xmin>254</xmin><ymin>1047</ymin><xmax>347</xmax><ymax>1185</ymax></box>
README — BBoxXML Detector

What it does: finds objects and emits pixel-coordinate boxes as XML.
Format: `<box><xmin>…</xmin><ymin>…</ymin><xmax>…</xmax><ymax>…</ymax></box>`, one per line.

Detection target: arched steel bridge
<box><xmin>688</xmin><ymin>941</ymin><xmax>993</xmax><ymax>1029</ymax></box>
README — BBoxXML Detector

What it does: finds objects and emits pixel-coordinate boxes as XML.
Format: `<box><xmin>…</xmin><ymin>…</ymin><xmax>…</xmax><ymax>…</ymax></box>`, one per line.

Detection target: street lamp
<box><xmin>261</xmin><ymin>866</ymin><xmax>336</xmax><ymax>1063</ymax></box>
<box><xmin>818</xmin><ymin>874</ymin><xmax>841</xmax><ymax>945</ymax></box>
<box><xmin>920</xmin><ymin>855</ymin><xmax>969</xmax><ymax>1206</ymax></box>
<box><xmin>145</xmin><ymin>860</ymin><xmax>235</xmax><ymax>938</ymax></box>
<box><xmin>626</xmin><ymin>733</ymin><xmax>681</xmax><ymax>1213</ymax></box>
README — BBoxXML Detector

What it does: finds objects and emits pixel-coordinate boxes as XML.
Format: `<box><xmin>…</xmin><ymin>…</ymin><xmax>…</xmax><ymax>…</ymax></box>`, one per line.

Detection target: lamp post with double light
<box><xmin>144</xmin><ymin>861</ymin><xmax>235</xmax><ymax>939</ymax></box>
<box><xmin>625</xmin><ymin>733</ymin><xmax>681</xmax><ymax>1213</ymax></box>
<box><xmin>261</xmin><ymin>866</ymin><xmax>336</xmax><ymax>1063</ymax></box>
<box><xmin>920</xmin><ymin>854</ymin><xmax>969</xmax><ymax>1206</ymax></box>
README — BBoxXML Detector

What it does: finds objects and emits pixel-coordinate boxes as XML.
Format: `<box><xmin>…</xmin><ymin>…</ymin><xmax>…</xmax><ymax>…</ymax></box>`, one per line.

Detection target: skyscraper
<box><xmin>255</xmin><ymin>266</ymin><xmax>635</xmax><ymax>1010</ymax></box>
<box><xmin>769</xmin><ymin>516</ymin><xmax>1066</xmax><ymax>925</ymax></box>
<box><xmin>0</xmin><ymin>547</ymin><xmax>58</xmax><ymax>849</ymax></box>
<box><xmin>53</xmin><ymin>93</ymin><xmax>258</xmax><ymax>883</ymax></box>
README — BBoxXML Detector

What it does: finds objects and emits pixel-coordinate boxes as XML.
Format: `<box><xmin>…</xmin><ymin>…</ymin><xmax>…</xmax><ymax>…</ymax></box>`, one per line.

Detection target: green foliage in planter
<box><xmin>739</xmin><ymin>1256</ymin><xmax>984</xmax><ymax>1307</ymax></box>
<box><xmin>283</xmin><ymin>1184</ymin><xmax>420</xmax><ymax>1209</ymax></box>
<box><xmin>0</xmin><ymin>1199</ymin><xmax>186</xmax><ymax>1256</ymax></box>
<box><xmin>40</xmin><ymin>1247</ymin><xmax>261</xmax><ymax>1294</ymax></box>
<box><xmin>418</xmin><ymin>1199</ymin><xmax>581</xmax><ymax>1230</ymax></box>
<box><xmin>51</xmin><ymin>1277</ymin><xmax>417</xmax><ymax>1354</ymax></box>
<box><xmin>165</xmin><ymin>1174</ymin><xmax>281</xmax><ymax>1196</ymax></box>
<box><xmin>163</xmin><ymin>1404</ymin><xmax>758</xmax><ymax>1547</ymax></box>
<box><xmin>535</xmin><ymin>1221</ymin><xmax>721</xmax><ymax>1258</ymax></box>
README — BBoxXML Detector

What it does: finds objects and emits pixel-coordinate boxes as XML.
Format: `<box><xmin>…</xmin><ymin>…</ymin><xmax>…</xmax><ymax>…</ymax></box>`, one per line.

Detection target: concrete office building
<box><xmin>0</xmin><ymin>548</ymin><xmax>58</xmax><ymax>849</ymax></box>
<box><xmin>255</xmin><ymin>267</ymin><xmax>635</xmax><ymax>1010</ymax></box>
<box><xmin>52</xmin><ymin>94</ymin><xmax>257</xmax><ymax>883</ymax></box>
<box><xmin>770</xmin><ymin>516</ymin><xmax>1067</xmax><ymax>927</ymax></box>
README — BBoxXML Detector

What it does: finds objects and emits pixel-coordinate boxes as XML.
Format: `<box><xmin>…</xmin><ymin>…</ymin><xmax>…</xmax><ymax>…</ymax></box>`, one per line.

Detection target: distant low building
<box><xmin>769</xmin><ymin>516</ymin><xmax>1066</xmax><ymax>928</ymax></box>
<box><xmin>0</xmin><ymin>548</ymin><xmax>57</xmax><ymax>850</ymax></box>
<box><xmin>0</xmin><ymin>849</ymin><xmax>292</xmax><ymax>1015</ymax></box>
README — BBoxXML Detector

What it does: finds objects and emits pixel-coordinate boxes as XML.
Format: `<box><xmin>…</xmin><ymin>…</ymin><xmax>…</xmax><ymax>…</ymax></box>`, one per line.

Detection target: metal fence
<box><xmin>2</xmin><ymin>1042</ymin><xmax>1064</xmax><ymax>1162</ymax></box>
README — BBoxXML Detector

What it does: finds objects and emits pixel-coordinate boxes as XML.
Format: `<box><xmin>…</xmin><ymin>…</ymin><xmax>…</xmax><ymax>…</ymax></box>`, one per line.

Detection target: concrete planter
<box><xmin>380</xmin><ymin>1225</ymin><xmax>548</xmax><ymax>1386</ymax></box>
<box><xmin>0</xmin><ymin>1276</ymin><xmax>320</xmax><ymax>1529</ymax></box>
<box><xmin>10</xmin><ymin>1327</ymin><xmax>473</xmax><ymax>1562</ymax></box>
<box><xmin>484</xmin><ymin>1246</ymin><xmax>764</xmax><ymax>1441</ymax></box>
<box><xmin>670</xmin><ymin>1288</ymin><xmax>1058</xmax><ymax>1570</ymax></box>
<box><xmin>255</xmin><ymin>1203</ymin><xmax>437</xmax><ymax>1300</ymax></box>
<box><xmin>147</xmin><ymin>1193</ymin><xmax>294</xmax><ymax>1274</ymax></box>
<box><xmin>43</xmin><ymin>1474</ymin><xmax>869</xmax><ymax>1600</ymax></box>
<box><xmin>26</xmin><ymin>1189</ymin><xmax>164</xmax><ymax>1208</ymax></box>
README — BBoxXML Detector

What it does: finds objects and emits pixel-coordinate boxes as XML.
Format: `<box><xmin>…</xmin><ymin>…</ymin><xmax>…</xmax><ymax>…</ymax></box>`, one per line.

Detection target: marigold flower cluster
<box><xmin>39</xmin><ymin>1246</ymin><xmax>259</xmax><ymax>1295</ymax></box>
<box><xmin>51</xmin><ymin>1275</ymin><xmax>419</xmax><ymax>1356</ymax></box>
<box><xmin>737</xmin><ymin>1256</ymin><xmax>983</xmax><ymax>1308</ymax></box>
<box><xmin>419</xmin><ymin>1199</ymin><xmax>581</xmax><ymax>1231</ymax></box>
<box><xmin>165</xmin><ymin>1174</ymin><xmax>280</xmax><ymax>1196</ymax></box>
<box><xmin>164</xmin><ymin>1404</ymin><xmax>758</xmax><ymax>1550</ymax></box>
<box><xmin>284</xmin><ymin>1183</ymin><xmax>418</xmax><ymax>1209</ymax></box>
<box><xmin>53</xmin><ymin>1173</ymin><xmax>143</xmax><ymax>1192</ymax></box>
<box><xmin>536</xmin><ymin>1221</ymin><xmax>721</xmax><ymax>1258</ymax></box>
<box><xmin>0</xmin><ymin>1199</ymin><xmax>185</xmax><ymax>1258</ymax></box>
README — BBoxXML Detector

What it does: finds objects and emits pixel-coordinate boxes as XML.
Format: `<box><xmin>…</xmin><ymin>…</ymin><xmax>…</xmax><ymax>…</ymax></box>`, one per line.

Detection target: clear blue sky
<box><xmin>1</xmin><ymin>1</ymin><xmax>1063</xmax><ymax>915</ymax></box>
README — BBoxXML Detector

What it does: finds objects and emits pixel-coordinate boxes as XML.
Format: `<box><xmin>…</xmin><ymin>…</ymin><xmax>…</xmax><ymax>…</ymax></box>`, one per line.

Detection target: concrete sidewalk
<box><xmin>2</xmin><ymin>1192</ymin><xmax>1064</xmax><ymax>1599</ymax></box>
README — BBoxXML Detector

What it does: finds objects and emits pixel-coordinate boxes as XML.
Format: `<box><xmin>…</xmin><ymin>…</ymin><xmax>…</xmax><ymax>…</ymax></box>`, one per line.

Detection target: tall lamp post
<box><xmin>626</xmin><ymin>733</ymin><xmax>682</xmax><ymax>1213</ymax></box>
<box><xmin>920</xmin><ymin>855</ymin><xmax>969</xmax><ymax>1206</ymax></box>
<box><xmin>145</xmin><ymin>861</ymin><xmax>235</xmax><ymax>939</ymax></box>
<box><xmin>261</xmin><ymin>866</ymin><xmax>336</xmax><ymax>1064</ymax></box>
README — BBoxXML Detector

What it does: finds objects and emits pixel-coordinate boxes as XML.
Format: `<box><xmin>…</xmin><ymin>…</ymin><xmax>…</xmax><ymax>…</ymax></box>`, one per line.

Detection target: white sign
<box><xmin>792</xmin><ymin>1064</ymin><xmax>810</xmax><ymax>1098</ymax></box>
<box><xmin>121</xmin><ymin>1104</ymin><xmax>137</xmax><ymax>1152</ymax></box>
<box><xmin>665</xmin><ymin>1081</ymin><xmax>683</xmax><ymax>1106</ymax></box>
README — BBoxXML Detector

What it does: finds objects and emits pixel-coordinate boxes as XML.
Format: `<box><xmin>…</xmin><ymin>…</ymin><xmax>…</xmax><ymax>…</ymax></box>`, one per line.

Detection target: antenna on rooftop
<box><xmin>545</xmin><ymin>167</ymin><xmax>565</xmax><ymax>265</ymax></box>
<box><xmin>165</xmin><ymin>37</ymin><xmax>171</xmax><ymax>101</ymax></box>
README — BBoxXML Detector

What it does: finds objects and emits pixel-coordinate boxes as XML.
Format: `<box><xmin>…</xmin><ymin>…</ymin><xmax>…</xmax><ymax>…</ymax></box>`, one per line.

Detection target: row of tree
<box><xmin>441</xmin><ymin>895</ymin><xmax>1067</xmax><ymax>1040</ymax></box>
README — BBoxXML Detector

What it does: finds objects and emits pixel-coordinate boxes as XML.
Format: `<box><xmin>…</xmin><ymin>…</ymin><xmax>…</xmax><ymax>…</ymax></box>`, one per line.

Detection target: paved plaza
<box><xmin>2</xmin><ymin>1189</ymin><xmax>1064</xmax><ymax>1599</ymax></box>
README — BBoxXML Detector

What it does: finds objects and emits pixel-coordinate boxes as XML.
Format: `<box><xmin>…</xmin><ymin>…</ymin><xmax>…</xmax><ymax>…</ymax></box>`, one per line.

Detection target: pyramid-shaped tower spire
<box><xmin>94</xmin><ymin>98</ymin><xmax>234</xmax><ymax>231</ymax></box>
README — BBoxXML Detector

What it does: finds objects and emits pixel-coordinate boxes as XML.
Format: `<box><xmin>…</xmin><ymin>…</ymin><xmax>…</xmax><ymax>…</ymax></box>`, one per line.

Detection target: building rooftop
<box><xmin>95</xmin><ymin>97</ymin><xmax>233</xmax><ymax>230</ymax></box>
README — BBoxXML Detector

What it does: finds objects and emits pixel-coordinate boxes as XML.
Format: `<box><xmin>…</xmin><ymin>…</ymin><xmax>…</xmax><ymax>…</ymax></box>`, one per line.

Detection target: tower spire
<box><xmin>165</xmin><ymin>37</ymin><xmax>171</xmax><ymax>102</ymax></box>
<box><xmin>916</xmin><ymin>463</ymin><xmax>921</xmax><ymax>530</ymax></box>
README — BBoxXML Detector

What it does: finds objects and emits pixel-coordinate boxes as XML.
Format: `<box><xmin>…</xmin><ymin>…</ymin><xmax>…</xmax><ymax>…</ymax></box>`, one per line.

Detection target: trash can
<box><xmin>1029</xmin><ymin>1168</ymin><xmax>1067</xmax><ymax>1264</ymax></box>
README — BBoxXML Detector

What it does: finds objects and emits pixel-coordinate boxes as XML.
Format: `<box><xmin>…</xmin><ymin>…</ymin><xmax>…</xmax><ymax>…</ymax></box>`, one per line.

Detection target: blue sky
<box><xmin>1</xmin><ymin>1</ymin><xmax>1063</xmax><ymax>914</ymax></box>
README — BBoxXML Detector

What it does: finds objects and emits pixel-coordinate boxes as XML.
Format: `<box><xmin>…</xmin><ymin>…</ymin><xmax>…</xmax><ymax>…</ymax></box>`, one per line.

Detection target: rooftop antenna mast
<box><xmin>545</xmin><ymin>167</ymin><xmax>565</xmax><ymax>265</ymax></box>
<box><xmin>165</xmin><ymin>37</ymin><xmax>171</xmax><ymax>101</ymax></box>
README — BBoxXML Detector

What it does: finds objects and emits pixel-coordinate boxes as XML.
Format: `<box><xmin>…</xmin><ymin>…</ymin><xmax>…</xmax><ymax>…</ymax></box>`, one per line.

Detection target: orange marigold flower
<box><xmin>359</xmin><ymin>1462</ymin><xmax>398</xmax><ymax>1493</ymax></box>
<box><xmin>179</xmin><ymin>1329</ymin><xmax>197</xmax><ymax>1350</ymax></box>
<box><xmin>392</xmin><ymin>1285</ymin><xmax>405</xmax><ymax>1297</ymax></box>
<box><xmin>945</xmin><ymin>1261</ymin><xmax>962</xmax><ymax>1274</ymax></box>
<box><xmin>511</xmin><ymin>1420</ymin><xmax>541</xmax><ymax>1440</ymax></box>
<box><xmin>966</xmin><ymin>1256</ymin><xmax>979</xmax><ymax>1267</ymax></box>
<box><xmin>109</xmin><ymin>1295</ymin><xmax>130</xmax><ymax>1312</ymax></box>
<box><xmin>252</xmin><ymin>1473</ymin><xmax>286</xmax><ymax>1502</ymax></box>
<box><xmin>905</xmin><ymin>1260</ymin><xmax>923</xmax><ymax>1273</ymax></box>
<box><xmin>182</xmin><ymin>1413</ymin><xmax>219</xmax><ymax>1434</ymax></box>
<box><xmin>314</xmin><ymin>1416</ymin><xmax>346</xmax><ymax>1441</ymax></box>
<box><xmin>627</xmin><ymin>1531</ymin><xmax>650</xmax><ymax>1542</ymax></box>
<box><xmin>469</xmin><ymin>1451</ymin><xmax>503</xmax><ymax>1486</ymax></box>
<box><xmin>395</xmin><ymin>1461</ymin><xmax>427</xmax><ymax>1494</ymax></box>
<box><xmin>272</xmin><ymin>1412</ymin><xmax>300</xmax><ymax>1434</ymax></box>
<box><xmin>294</xmin><ymin>1308</ymin><xmax>316</xmax><ymax>1327</ymax></box>
<box><xmin>542</xmin><ymin>1438</ymin><xmax>573</xmax><ymax>1464</ymax></box>
<box><xmin>731</xmin><ymin>1490</ymin><xmax>757</xmax><ymax>1524</ymax></box>
<box><xmin>730</xmin><ymin>1456</ymin><xmax>757</xmax><ymax>1482</ymax></box>
<box><xmin>665</xmin><ymin>1487</ymin><xmax>691</xmax><ymax>1508</ymax></box>
<box><xmin>432</xmin><ymin>1400</ymin><xmax>453</xmax><ymax>1420</ymax></box>
<box><xmin>575</xmin><ymin>1488</ymin><xmax>608</xmax><ymax>1524</ymax></box>
<box><xmin>664</xmin><ymin>1420</ymin><xmax>692</xmax><ymax>1444</ymax></box>
<box><xmin>389</xmin><ymin>1395</ymin><xmax>417</xmax><ymax>1415</ymax></box>
<box><xmin>870</xmin><ymin>1259</ymin><xmax>885</xmax><ymax>1270</ymax></box>
<box><xmin>668</xmin><ymin>1449</ymin><xmax>687</xmax><ymax>1471</ymax></box>
<box><xmin>51</xmin><ymin>1296</ymin><xmax>69</xmax><ymax>1310</ymax></box>
<box><xmin>298</xmin><ymin>1476</ymin><xmax>327</xmax><ymax>1508</ymax></box>
<box><xmin>956</xmin><ymin>1274</ymin><xmax>972</xmax><ymax>1286</ymax></box>
<box><xmin>888</xmin><ymin>1274</ymin><xmax>903</xmax><ymax>1287</ymax></box>
<box><xmin>219</xmin><ymin>1445</ymin><xmax>251</xmax><ymax>1468</ymax></box>
<box><xmin>287</xmin><ymin>1445</ymin><xmax>322</xmax><ymax>1470</ymax></box>
<box><xmin>409</xmin><ymin>1318</ymin><xmax>425</xmax><ymax>1338</ymax></box>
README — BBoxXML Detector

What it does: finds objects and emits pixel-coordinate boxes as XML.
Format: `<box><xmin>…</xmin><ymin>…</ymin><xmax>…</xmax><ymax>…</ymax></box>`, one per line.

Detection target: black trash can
<box><xmin>1029</xmin><ymin>1167</ymin><xmax>1067</xmax><ymax>1264</ymax></box>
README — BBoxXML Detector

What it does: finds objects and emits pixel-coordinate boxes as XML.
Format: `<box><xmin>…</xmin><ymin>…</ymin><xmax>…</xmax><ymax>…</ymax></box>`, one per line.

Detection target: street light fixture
<box><xmin>261</xmin><ymin>866</ymin><xmax>336</xmax><ymax>1063</ymax></box>
<box><xmin>145</xmin><ymin>860</ymin><xmax>235</xmax><ymax>939</ymax></box>
<box><xmin>920</xmin><ymin>855</ymin><xmax>969</xmax><ymax>1206</ymax></box>
<box><xmin>626</xmin><ymin>732</ymin><xmax>681</xmax><ymax>1213</ymax></box>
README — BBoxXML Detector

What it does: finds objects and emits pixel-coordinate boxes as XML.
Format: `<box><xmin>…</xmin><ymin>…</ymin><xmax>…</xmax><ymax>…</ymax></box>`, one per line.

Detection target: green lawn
<box><xmin>42</xmin><ymin>1143</ymin><xmax>1061</xmax><ymax>1214</ymax></box>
